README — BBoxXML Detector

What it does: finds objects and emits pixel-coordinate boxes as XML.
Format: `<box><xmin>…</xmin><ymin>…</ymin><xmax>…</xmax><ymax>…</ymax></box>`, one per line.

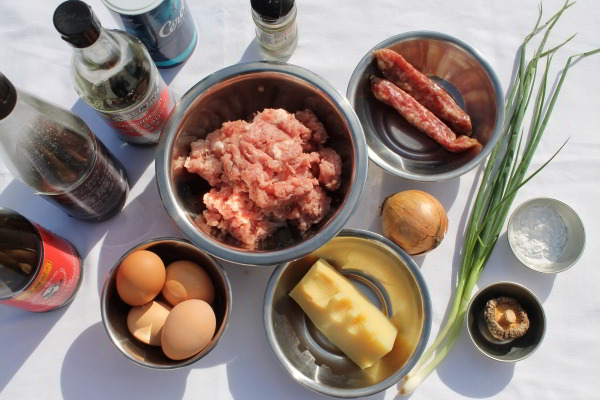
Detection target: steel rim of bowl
<box><xmin>466</xmin><ymin>281</ymin><xmax>546</xmax><ymax>363</ymax></box>
<box><xmin>346</xmin><ymin>30</ymin><xmax>505</xmax><ymax>182</ymax></box>
<box><xmin>156</xmin><ymin>61</ymin><xmax>368</xmax><ymax>266</ymax></box>
<box><xmin>100</xmin><ymin>237</ymin><xmax>232</xmax><ymax>369</ymax></box>
<box><xmin>262</xmin><ymin>228</ymin><xmax>432</xmax><ymax>398</ymax></box>
<box><xmin>507</xmin><ymin>197</ymin><xmax>586</xmax><ymax>273</ymax></box>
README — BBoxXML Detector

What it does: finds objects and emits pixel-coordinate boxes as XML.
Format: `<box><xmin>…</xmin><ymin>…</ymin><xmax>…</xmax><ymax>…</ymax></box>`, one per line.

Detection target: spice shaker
<box><xmin>0</xmin><ymin>208</ymin><xmax>83</xmax><ymax>312</ymax></box>
<box><xmin>0</xmin><ymin>73</ymin><xmax>129</xmax><ymax>222</ymax></box>
<box><xmin>251</xmin><ymin>0</ymin><xmax>298</xmax><ymax>58</ymax></box>
<box><xmin>53</xmin><ymin>0</ymin><xmax>175</xmax><ymax>144</ymax></box>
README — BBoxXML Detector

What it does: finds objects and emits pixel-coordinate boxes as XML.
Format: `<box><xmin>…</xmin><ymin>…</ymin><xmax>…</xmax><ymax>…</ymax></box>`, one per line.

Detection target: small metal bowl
<box><xmin>156</xmin><ymin>62</ymin><xmax>368</xmax><ymax>266</ymax></box>
<box><xmin>263</xmin><ymin>229</ymin><xmax>431</xmax><ymax>398</ymax></box>
<box><xmin>508</xmin><ymin>198</ymin><xmax>585</xmax><ymax>273</ymax></box>
<box><xmin>100</xmin><ymin>238</ymin><xmax>231</xmax><ymax>369</ymax></box>
<box><xmin>466</xmin><ymin>282</ymin><xmax>545</xmax><ymax>363</ymax></box>
<box><xmin>347</xmin><ymin>31</ymin><xmax>504</xmax><ymax>181</ymax></box>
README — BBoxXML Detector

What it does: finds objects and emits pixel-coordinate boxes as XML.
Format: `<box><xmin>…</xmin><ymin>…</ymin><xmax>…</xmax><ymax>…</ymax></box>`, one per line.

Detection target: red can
<box><xmin>0</xmin><ymin>209</ymin><xmax>83</xmax><ymax>312</ymax></box>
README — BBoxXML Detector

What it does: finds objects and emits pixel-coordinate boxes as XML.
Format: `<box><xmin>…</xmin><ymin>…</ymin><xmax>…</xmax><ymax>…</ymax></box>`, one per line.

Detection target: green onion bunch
<box><xmin>400</xmin><ymin>1</ymin><xmax>599</xmax><ymax>394</ymax></box>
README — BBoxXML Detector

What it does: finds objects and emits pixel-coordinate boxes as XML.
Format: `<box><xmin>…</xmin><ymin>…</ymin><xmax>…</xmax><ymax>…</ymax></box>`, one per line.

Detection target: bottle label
<box><xmin>258</xmin><ymin>21</ymin><xmax>297</xmax><ymax>49</ymax></box>
<box><xmin>0</xmin><ymin>225</ymin><xmax>81</xmax><ymax>312</ymax></box>
<box><xmin>42</xmin><ymin>139</ymin><xmax>128</xmax><ymax>220</ymax></box>
<box><xmin>104</xmin><ymin>75</ymin><xmax>173</xmax><ymax>142</ymax></box>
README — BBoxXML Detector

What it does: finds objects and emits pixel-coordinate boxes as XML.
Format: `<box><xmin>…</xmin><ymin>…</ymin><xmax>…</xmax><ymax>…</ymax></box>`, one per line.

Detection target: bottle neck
<box><xmin>252</xmin><ymin>3</ymin><xmax>297</xmax><ymax>30</ymax></box>
<box><xmin>0</xmin><ymin>73</ymin><xmax>17</xmax><ymax>120</ymax></box>
<box><xmin>73</xmin><ymin>29</ymin><xmax>120</xmax><ymax>69</ymax></box>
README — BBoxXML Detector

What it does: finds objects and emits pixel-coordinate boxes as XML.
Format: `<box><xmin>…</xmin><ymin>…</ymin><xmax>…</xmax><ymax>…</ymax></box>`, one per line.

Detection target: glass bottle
<box><xmin>53</xmin><ymin>0</ymin><xmax>175</xmax><ymax>145</ymax></box>
<box><xmin>251</xmin><ymin>0</ymin><xmax>298</xmax><ymax>59</ymax></box>
<box><xmin>0</xmin><ymin>72</ymin><xmax>129</xmax><ymax>222</ymax></box>
<box><xmin>0</xmin><ymin>208</ymin><xmax>83</xmax><ymax>312</ymax></box>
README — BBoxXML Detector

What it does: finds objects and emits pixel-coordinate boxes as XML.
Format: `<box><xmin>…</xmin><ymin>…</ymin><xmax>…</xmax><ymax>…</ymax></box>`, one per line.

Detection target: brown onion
<box><xmin>380</xmin><ymin>190</ymin><xmax>448</xmax><ymax>255</ymax></box>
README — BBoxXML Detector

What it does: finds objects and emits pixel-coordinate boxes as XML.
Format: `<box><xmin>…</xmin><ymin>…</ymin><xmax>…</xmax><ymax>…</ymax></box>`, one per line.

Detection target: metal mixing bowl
<box><xmin>507</xmin><ymin>197</ymin><xmax>585</xmax><ymax>273</ymax></box>
<box><xmin>100</xmin><ymin>238</ymin><xmax>231</xmax><ymax>369</ymax></box>
<box><xmin>263</xmin><ymin>229</ymin><xmax>431</xmax><ymax>397</ymax></box>
<box><xmin>466</xmin><ymin>281</ymin><xmax>545</xmax><ymax>363</ymax></box>
<box><xmin>156</xmin><ymin>62</ymin><xmax>368</xmax><ymax>266</ymax></box>
<box><xmin>347</xmin><ymin>31</ymin><xmax>504</xmax><ymax>181</ymax></box>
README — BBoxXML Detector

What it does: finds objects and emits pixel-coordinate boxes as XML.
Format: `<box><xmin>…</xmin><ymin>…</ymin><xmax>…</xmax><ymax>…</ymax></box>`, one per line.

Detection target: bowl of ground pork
<box><xmin>156</xmin><ymin>62</ymin><xmax>368</xmax><ymax>266</ymax></box>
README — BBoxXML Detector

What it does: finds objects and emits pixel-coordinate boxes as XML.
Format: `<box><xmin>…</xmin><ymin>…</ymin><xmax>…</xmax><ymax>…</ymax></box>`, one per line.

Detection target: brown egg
<box><xmin>116</xmin><ymin>250</ymin><xmax>165</xmax><ymax>306</ymax></box>
<box><xmin>162</xmin><ymin>260</ymin><xmax>215</xmax><ymax>306</ymax></box>
<box><xmin>161</xmin><ymin>299</ymin><xmax>216</xmax><ymax>360</ymax></box>
<box><xmin>127</xmin><ymin>301</ymin><xmax>172</xmax><ymax>346</ymax></box>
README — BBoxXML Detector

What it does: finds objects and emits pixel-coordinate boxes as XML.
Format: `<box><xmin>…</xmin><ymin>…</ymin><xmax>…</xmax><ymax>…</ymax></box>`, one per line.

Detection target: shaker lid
<box><xmin>53</xmin><ymin>0</ymin><xmax>102</xmax><ymax>48</ymax></box>
<box><xmin>0</xmin><ymin>73</ymin><xmax>17</xmax><ymax>120</ymax></box>
<box><xmin>251</xmin><ymin>0</ymin><xmax>295</xmax><ymax>22</ymax></box>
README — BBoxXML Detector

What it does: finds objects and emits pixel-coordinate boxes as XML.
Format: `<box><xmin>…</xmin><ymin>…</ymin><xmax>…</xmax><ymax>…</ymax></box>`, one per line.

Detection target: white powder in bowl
<box><xmin>511</xmin><ymin>204</ymin><xmax>568</xmax><ymax>265</ymax></box>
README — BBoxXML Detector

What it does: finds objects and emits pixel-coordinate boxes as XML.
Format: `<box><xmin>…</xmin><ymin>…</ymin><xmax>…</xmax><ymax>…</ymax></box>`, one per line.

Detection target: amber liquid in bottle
<box><xmin>0</xmin><ymin>74</ymin><xmax>129</xmax><ymax>222</ymax></box>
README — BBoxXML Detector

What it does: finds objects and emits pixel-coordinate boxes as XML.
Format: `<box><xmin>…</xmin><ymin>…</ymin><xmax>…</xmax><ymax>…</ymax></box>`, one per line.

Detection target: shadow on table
<box><xmin>0</xmin><ymin>306</ymin><xmax>69</xmax><ymax>392</ymax></box>
<box><xmin>95</xmin><ymin>179</ymin><xmax>182</xmax><ymax>295</ymax></box>
<box><xmin>0</xmin><ymin>180</ymin><xmax>110</xmax><ymax>261</ymax></box>
<box><xmin>71</xmin><ymin>99</ymin><xmax>157</xmax><ymax>191</ymax></box>
<box><xmin>435</xmin><ymin>327</ymin><xmax>515</xmax><ymax>397</ymax></box>
<box><xmin>359</xmin><ymin>161</ymin><xmax>461</xmax><ymax>232</ymax></box>
<box><xmin>160</xmin><ymin>61</ymin><xmax>188</xmax><ymax>86</ymax></box>
<box><xmin>60</xmin><ymin>322</ymin><xmax>188</xmax><ymax>400</ymax></box>
<box><xmin>393</xmin><ymin>164</ymin><xmax>483</xmax><ymax>394</ymax></box>
<box><xmin>239</xmin><ymin>39</ymin><xmax>268</xmax><ymax>64</ymax></box>
<box><xmin>438</xmin><ymin>161</ymin><xmax>484</xmax><ymax>298</ymax></box>
<box><xmin>0</xmin><ymin>100</ymin><xmax>158</xmax><ymax>261</ymax></box>
<box><xmin>350</xmin><ymin>160</ymin><xmax>463</xmax><ymax>267</ymax></box>
<box><xmin>190</xmin><ymin>263</ymin><xmax>386</xmax><ymax>400</ymax></box>
<box><xmin>478</xmin><ymin>231</ymin><xmax>556</xmax><ymax>302</ymax></box>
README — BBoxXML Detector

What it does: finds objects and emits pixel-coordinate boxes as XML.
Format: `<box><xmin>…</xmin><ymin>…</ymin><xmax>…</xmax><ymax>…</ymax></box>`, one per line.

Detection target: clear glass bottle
<box><xmin>0</xmin><ymin>72</ymin><xmax>129</xmax><ymax>222</ymax></box>
<box><xmin>53</xmin><ymin>0</ymin><xmax>174</xmax><ymax>145</ymax></box>
<box><xmin>251</xmin><ymin>0</ymin><xmax>298</xmax><ymax>59</ymax></box>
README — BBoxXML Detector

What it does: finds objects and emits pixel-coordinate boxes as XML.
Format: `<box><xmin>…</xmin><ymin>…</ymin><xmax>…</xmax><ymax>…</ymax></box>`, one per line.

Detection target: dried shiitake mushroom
<box><xmin>484</xmin><ymin>297</ymin><xmax>530</xmax><ymax>340</ymax></box>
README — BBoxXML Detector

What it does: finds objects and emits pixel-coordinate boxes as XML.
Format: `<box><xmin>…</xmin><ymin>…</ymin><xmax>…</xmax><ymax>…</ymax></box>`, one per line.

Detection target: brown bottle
<box><xmin>0</xmin><ymin>72</ymin><xmax>129</xmax><ymax>222</ymax></box>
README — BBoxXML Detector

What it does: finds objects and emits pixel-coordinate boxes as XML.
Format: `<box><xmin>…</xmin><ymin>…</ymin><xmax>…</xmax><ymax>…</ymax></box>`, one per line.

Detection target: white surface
<box><xmin>1</xmin><ymin>0</ymin><xmax>599</xmax><ymax>399</ymax></box>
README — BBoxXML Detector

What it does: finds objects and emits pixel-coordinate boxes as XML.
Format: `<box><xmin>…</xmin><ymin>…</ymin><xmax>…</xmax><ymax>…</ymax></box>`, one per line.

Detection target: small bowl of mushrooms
<box><xmin>466</xmin><ymin>281</ymin><xmax>545</xmax><ymax>362</ymax></box>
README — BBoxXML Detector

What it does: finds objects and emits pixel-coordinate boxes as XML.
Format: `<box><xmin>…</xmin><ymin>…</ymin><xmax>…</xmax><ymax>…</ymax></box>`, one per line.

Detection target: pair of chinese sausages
<box><xmin>371</xmin><ymin>49</ymin><xmax>479</xmax><ymax>153</ymax></box>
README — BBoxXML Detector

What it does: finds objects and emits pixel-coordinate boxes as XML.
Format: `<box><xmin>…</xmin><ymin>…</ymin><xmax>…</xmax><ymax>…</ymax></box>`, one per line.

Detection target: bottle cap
<box><xmin>53</xmin><ymin>0</ymin><xmax>102</xmax><ymax>48</ymax></box>
<box><xmin>251</xmin><ymin>0</ymin><xmax>295</xmax><ymax>22</ymax></box>
<box><xmin>0</xmin><ymin>73</ymin><xmax>17</xmax><ymax>120</ymax></box>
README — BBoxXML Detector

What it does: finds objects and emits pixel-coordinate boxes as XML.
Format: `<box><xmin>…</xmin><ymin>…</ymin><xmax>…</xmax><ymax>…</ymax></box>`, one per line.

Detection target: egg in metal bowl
<box><xmin>100</xmin><ymin>238</ymin><xmax>231</xmax><ymax>369</ymax></box>
<box><xmin>156</xmin><ymin>62</ymin><xmax>368</xmax><ymax>266</ymax></box>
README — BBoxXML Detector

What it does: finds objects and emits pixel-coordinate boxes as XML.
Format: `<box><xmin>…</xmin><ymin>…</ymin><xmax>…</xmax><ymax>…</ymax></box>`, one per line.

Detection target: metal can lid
<box><xmin>101</xmin><ymin>0</ymin><xmax>165</xmax><ymax>15</ymax></box>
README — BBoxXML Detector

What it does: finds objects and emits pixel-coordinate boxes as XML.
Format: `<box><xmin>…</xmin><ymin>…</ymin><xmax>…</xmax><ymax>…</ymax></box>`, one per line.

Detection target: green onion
<box><xmin>399</xmin><ymin>1</ymin><xmax>599</xmax><ymax>394</ymax></box>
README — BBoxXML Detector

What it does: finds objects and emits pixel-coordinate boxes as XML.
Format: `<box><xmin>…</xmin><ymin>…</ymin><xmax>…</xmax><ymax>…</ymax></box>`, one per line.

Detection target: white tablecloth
<box><xmin>1</xmin><ymin>1</ymin><xmax>599</xmax><ymax>399</ymax></box>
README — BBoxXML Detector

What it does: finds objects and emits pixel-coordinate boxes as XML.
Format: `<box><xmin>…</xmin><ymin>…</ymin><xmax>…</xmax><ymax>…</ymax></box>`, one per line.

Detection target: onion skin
<box><xmin>380</xmin><ymin>190</ymin><xmax>448</xmax><ymax>255</ymax></box>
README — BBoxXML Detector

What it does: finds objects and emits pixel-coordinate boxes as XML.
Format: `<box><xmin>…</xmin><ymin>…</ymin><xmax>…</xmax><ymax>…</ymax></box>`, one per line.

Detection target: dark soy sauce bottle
<box><xmin>0</xmin><ymin>72</ymin><xmax>129</xmax><ymax>222</ymax></box>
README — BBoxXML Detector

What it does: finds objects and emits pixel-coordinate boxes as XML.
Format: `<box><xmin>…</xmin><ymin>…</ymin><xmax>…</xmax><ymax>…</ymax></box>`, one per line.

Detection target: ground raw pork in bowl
<box><xmin>156</xmin><ymin>62</ymin><xmax>368</xmax><ymax>266</ymax></box>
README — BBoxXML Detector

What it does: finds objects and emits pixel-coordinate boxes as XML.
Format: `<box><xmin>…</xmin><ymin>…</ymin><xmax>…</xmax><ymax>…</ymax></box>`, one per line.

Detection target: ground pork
<box><xmin>184</xmin><ymin>108</ymin><xmax>342</xmax><ymax>248</ymax></box>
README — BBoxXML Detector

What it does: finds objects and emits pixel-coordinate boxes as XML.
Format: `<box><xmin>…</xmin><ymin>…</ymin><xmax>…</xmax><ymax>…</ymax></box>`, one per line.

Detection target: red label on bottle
<box><xmin>0</xmin><ymin>225</ymin><xmax>82</xmax><ymax>312</ymax></box>
<box><xmin>106</xmin><ymin>77</ymin><xmax>173</xmax><ymax>142</ymax></box>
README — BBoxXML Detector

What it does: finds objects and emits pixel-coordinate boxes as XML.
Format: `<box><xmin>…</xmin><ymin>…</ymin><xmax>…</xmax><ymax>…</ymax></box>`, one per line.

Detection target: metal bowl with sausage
<box><xmin>347</xmin><ymin>31</ymin><xmax>505</xmax><ymax>181</ymax></box>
